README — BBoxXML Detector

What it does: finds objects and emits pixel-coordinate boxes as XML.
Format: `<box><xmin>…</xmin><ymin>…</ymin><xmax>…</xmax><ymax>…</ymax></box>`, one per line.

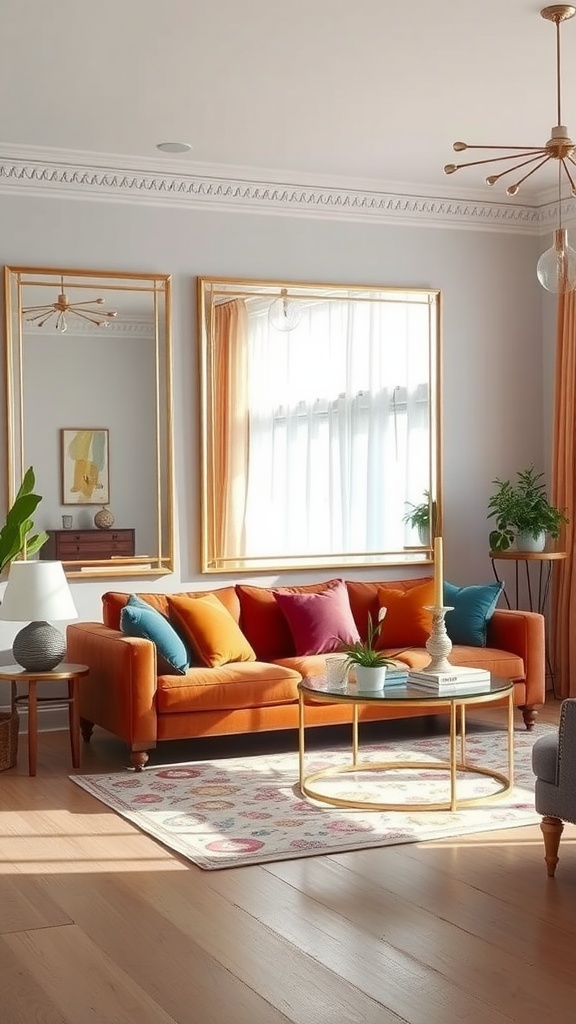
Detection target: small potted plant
<box><xmin>402</xmin><ymin>490</ymin><xmax>434</xmax><ymax>546</ymax></box>
<box><xmin>338</xmin><ymin>609</ymin><xmax>398</xmax><ymax>692</ymax></box>
<box><xmin>488</xmin><ymin>465</ymin><xmax>569</xmax><ymax>552</ymax></box>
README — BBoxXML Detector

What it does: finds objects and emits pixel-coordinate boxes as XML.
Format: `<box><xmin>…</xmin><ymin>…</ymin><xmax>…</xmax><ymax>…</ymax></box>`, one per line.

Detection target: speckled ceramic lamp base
<box><xmin>12</xmin><ymin>620</ymin><xmax>66</xmax><ymax>671</ymax></box>
<box><xmin>423</xmin><ymin>606</ymin><xmax>454</xmax><ymax>674</ymax></box>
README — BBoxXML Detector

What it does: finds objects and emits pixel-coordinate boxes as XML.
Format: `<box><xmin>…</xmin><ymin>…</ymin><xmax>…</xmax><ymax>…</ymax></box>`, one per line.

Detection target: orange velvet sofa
<box><xmin>66</xmin><ymin>578</ymin><xmax>546</xmax><ymax>770</ymax></box>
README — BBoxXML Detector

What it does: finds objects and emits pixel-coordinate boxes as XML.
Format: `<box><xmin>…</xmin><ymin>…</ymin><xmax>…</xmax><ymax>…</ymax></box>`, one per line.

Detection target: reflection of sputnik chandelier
<box><xmin>22</xmin><ymin>276</ymin><xmax>118</xmax><ymax>332</ymax></box>
<box><xmin>444</xmin><ymin>5</ymin><xmax>576</xmax><ymax>293</ymax></box>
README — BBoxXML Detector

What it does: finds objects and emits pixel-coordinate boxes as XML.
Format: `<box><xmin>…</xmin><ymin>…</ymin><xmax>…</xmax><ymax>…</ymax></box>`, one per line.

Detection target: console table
<box><xmin>41</xmin><ymin>528</ymin><xmax>135</xmax><ymax>562</ymax></box>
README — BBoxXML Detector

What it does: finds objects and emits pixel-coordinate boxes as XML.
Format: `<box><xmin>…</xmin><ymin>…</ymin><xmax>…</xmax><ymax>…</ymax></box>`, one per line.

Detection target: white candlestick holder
<box><xmin>423</xmin><ymin>605</ymin><xmax>454</xmax><ymax>674</ymax></box>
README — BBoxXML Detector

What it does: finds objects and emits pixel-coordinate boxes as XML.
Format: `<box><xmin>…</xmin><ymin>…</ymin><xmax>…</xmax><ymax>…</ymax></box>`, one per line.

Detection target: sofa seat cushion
<box><xmin>382</xmin><ymin>645</ymin><xmax>524</xmax><ymax>680</ymax></box>
<box><xmin>156</xmin><ymin>661</ymin><xmax>301</xmax><ymax>714</ymax></box>
<box><xmin>274</xmin><ymin>654</ymin><xmax>331</xmax><ymax>679</ymax></box>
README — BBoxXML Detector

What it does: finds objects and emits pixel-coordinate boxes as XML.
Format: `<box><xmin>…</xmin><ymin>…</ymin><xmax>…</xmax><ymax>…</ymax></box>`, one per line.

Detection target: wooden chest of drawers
<box><xmin>41</xmin><ymin>528</ymin><xmax>136</xmax><ymax>562</ymax></box>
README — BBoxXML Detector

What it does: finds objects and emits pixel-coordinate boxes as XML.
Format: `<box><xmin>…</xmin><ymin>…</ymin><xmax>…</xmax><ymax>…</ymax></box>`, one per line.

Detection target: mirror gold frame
<box><xmin>4</xmin><ymin>265</ymin><xmax>175</xmax><ymax>579</ymax></box>
<box><xmin>198</xmin><ymin>276</ymin><xmax>442</xmax><ymax>573</ymax></box>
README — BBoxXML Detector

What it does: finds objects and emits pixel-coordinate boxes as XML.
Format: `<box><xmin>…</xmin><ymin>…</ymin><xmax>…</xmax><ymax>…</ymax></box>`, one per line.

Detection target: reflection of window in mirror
<box><xmin>199</xmin><ymin>279</ymin><xmax>441</xmax><ymax>573</ymax></box>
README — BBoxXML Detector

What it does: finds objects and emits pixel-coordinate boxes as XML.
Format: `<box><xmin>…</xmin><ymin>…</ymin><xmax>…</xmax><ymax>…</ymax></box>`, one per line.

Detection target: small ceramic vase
<box><xmin>94</xmin><ymin>506</ymin><xmax>115</xmax><ymax>530</ymax></box>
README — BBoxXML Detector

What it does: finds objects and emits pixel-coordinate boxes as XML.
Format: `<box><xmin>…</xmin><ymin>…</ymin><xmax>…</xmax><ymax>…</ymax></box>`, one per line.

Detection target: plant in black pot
<box><xmin>488</xmin><ymin>465</ymin><xmax>569</xmax><ymax>552</ymax></box>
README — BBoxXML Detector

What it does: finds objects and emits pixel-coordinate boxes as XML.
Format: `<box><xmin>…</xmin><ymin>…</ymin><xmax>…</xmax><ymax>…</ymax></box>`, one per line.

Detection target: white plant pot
<box><xmin>417</xmin><ymin>524</ymin><xmax>430</xmax><ymax>547</ymax></box>
<box><xmin>515</xmin><ymin>530</ymin><xmax>546</xmax><ymax>553</ymax></box>
<box><xmin>354</xmin><ymin>665</ymin><xmax>387</xmax><ymax>692</ymax></box>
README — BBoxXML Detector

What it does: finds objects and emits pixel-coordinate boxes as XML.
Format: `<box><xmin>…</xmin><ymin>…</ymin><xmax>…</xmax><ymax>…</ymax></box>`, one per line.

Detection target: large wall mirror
<box><xmin>198</xmin><ymin>276</ymin><xmax>441</xmax><ymax>573</ymax></box>
<box><xmin>5</xmin><ymin>266</ymin><xmax>175</xmax><ymax>579</ymax></box>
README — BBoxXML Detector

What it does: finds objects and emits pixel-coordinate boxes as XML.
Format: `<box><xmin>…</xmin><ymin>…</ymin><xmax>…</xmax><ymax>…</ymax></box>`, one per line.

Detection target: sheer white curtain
<box><xmin>242</xmin><ymin>298</ymin><xmax>430</xmax><ymax>559</ymax></box>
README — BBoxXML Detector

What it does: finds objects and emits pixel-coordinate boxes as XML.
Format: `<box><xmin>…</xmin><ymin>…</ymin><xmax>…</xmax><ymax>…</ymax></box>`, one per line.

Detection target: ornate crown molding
<box><xmin>0</xmin><ymin>144</ymin><xmax>556</xmax><ymax>233</ymax></box>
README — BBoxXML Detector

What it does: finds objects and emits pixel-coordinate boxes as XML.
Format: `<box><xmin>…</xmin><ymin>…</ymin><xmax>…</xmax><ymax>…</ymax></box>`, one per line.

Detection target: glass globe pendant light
<box><xmin>268</xmin><ymin>288</ymin><xmax>302</xmax><ymax>332</ymax></box>
<box><xmin>444</xmin><ymin>5</ymin><xmax>576</xmax><ymax>294</ymax></box>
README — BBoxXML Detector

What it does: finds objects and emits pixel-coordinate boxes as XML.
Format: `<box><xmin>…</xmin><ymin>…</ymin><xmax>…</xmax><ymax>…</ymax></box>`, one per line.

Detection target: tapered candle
<box><xmin>434</xmin><ymin>536</ymin><xmax>443</xmax><ymax>608</ymax></box>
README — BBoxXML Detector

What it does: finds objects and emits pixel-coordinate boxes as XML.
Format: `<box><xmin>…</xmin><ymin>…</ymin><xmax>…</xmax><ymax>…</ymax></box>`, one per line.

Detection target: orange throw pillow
<box><xmin>375</xmin><ymin>579</ymin><xmax>435</xmax><ymax>649</ymax></box>
<box><xmin>168</xmin><ymin>593</ymin><xmax>256</xmax><ymax>668</ymax></box>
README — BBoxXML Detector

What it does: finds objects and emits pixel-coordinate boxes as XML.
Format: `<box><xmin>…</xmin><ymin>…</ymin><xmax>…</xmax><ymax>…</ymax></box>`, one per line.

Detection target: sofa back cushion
<box><xmin>236</xmin><ymin>579</ymin><xmax>342</xmax><ymax>661</ymax></box>
<box><xmin>102</xmin><ymin>586</ymin><xmax>240</xmax><ymax>631</ymax></box>
<box><xmin>345</xmin><ymin>577</ymin><xmax>434</xmax><ymax>640</ymax></box>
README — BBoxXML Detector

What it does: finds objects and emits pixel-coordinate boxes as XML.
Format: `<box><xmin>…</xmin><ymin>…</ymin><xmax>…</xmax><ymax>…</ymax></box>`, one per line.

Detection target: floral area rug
<box><xmin>70</xmin><ymin>726</ymin><xmax>548</xmax><ymax>870</ymax></box>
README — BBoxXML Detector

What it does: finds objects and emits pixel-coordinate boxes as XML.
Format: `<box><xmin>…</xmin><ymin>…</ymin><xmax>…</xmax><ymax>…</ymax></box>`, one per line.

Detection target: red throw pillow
<box><xmin>272</xmin><ymin>578</ymin><xmax>360</xmax><ymax>656</ymax></box>
<box><xmin>375</xmin><ymin>578</ymin><xmax>435</xmax><ymax>649</ymax></box>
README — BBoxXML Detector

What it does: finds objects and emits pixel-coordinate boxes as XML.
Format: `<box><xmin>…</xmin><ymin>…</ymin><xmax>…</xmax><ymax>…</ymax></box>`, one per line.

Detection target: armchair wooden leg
<box><xmin>540</xmin><ymin>815</ymin><xmax>564</xmax><ymax>877</ymax></box>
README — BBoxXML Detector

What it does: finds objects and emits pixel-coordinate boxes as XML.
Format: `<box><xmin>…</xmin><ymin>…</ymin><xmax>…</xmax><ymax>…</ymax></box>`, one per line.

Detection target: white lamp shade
<box><xmin>0</xmin><ymin>560</ymin><xmax>78</xmax><ymax>621</ymax></box>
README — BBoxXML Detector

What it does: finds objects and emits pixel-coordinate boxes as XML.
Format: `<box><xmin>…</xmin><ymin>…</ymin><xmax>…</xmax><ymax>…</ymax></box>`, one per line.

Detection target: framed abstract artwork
<box><xmin>61</xmin><ymin>427</ymin><xmax>110</xmax><ymax>505</ymax></box>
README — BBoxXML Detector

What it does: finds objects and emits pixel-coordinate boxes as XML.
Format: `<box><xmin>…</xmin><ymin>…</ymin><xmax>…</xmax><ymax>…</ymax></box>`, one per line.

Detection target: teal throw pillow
<box><xmin>120</xmin><ymin>595</ymin><xmax>190</xmax><ymax>675</ymax></box>
<box><xmin>443</xmin><ymin>581</ymin><xmax>504</xmax><ymax>647</ymax></box>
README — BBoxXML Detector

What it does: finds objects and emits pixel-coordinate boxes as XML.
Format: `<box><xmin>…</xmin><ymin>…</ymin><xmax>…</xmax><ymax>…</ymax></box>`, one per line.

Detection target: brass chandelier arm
<box><xmin>444</xmin><ymin>150</ymin><xmax>546</xmax><ymax>174</ymax></box>
<box><xmin>501</xmin><ymin>155</ymin><xmax>555</xmax><ymax>194</ymax></box>
<box><xmin>485</xmin><ymin>154</ymin><xmax>551</xmax><ymax>184</ymax></box>
<box><xmin>561</xmin><ymin>157</ymin><xmax>576</xmax><ymax>194</ymax></box>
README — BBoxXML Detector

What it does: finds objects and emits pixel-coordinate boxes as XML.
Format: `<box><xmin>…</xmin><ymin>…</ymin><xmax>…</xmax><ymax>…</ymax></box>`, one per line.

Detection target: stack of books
<box><xmin>407</xmin><ymin>665</ymin><xmax>491</xmax><ymax>693</ymax></box>
<box><xmin>383</xmin><ymin>660</ymin><xmax>410</xmax><ymax>686</ymax></box>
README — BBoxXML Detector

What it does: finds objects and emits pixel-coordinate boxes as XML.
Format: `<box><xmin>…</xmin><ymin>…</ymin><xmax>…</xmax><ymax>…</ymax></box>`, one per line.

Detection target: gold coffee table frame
<box><xmin>298</xmin><ymin>677</ymin><xmax>515</xmax><ymax>812</ymax></box>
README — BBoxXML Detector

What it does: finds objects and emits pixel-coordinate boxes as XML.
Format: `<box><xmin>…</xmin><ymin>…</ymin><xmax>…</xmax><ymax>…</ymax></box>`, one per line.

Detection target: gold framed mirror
<box><xmin>5</xmin><ymin>266</ymin><xmax>175</xmax><ymax>579</ymax></box>
<box><xmin>198</xmin><ymin>276</ymin><xmax>442</xmax><ymax>573</ymax></box>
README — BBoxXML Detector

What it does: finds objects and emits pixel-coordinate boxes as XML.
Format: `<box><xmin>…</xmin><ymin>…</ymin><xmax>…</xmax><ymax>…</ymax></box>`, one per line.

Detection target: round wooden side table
<box><xmin>0</xmin><ymin>663</ymin><xmax>89</xmax><ymax>776</ymax></box>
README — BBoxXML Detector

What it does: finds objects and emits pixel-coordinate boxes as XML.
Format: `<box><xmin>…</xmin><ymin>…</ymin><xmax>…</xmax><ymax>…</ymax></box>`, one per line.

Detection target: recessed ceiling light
<box><xmin>156</xmin><ymin>142</ymin><xmax>193</xmax><ymax>154</ymax></box>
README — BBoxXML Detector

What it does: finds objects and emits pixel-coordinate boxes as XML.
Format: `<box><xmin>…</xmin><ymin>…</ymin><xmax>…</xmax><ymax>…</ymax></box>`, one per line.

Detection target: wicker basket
<box><xmin>0</xmin><ymin>708</ymin><xmax>19</xmax><ymax>771</ymax></box>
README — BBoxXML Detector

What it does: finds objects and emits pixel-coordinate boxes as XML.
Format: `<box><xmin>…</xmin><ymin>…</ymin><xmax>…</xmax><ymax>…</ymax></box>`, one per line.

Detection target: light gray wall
<box><xmin>0</xmin><ymin>192</ymin><xmax>544</xmax><ymax>655</ymax></box>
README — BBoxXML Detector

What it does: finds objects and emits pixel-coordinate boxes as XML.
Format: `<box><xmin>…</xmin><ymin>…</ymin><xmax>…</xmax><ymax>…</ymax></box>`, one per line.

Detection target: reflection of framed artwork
<box><xmin>61</xmin><ymin>428</ymin><xmax>109</xmax><ymax>505</ymax></box>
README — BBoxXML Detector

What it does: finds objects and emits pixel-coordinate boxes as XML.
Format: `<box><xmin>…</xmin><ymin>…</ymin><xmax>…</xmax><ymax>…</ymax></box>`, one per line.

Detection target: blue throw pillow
<box><xmin>443</xmin><ymin>581</ymin><xmax>504</xmax><ymax>647</ymax></box>
<box><xmin>120</xmin><ymin>595</ymin><xmax>190</xmax><ymax>675</ymax></box>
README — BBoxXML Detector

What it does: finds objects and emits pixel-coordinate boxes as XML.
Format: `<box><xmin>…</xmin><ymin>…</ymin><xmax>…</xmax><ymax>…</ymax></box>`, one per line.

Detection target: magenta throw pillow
<box><xmin>272</xmin><ymin>579</ymin><xmax>360</xmax><ymax>656</ymax></box>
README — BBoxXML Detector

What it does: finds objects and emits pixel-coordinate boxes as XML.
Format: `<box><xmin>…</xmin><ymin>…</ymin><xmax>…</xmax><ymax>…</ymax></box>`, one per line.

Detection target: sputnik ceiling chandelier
<box><xmin>22</xmin><ymin>277</ymin><xmax>118</xmax><ymax>332</ymax></box>
<box><xmin>444</xmin><ymin>5</ymin><xmax>576</xmax><ymax>294</ymax></box>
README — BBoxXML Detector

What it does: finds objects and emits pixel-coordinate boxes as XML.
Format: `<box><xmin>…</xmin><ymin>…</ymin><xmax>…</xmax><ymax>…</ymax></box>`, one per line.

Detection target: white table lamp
<box><xmin>0</xmin><ymin>560</ymin><xmax>78</xmax><ymax>671</ymax></box>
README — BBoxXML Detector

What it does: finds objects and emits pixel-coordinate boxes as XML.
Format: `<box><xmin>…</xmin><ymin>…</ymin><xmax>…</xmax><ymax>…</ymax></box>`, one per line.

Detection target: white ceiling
<box><xmin>3</xmin><ymin>0</ymin><xmax>576</xmax><ymax>203</ymax></box>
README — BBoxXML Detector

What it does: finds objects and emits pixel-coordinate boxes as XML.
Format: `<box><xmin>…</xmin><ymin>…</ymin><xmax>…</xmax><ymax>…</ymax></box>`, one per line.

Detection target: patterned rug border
<box><xmin>70</xmin><ymin>726</ymin><xmax>551</xmax><ymax>869</ymax></box>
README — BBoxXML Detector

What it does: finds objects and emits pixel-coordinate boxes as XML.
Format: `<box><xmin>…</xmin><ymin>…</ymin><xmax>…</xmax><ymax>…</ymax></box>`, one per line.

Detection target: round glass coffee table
<box><xmin>298</xmin><ymin>675</ymin><xmax>515</xmax><ymax>812</ymax></box>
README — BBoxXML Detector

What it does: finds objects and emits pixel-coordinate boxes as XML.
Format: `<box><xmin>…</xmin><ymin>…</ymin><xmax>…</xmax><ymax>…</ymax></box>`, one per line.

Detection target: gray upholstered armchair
<box><xmin>532</xmin><ymin>699</ymin><xmax>576</xmax><ymax>876</ymax></box>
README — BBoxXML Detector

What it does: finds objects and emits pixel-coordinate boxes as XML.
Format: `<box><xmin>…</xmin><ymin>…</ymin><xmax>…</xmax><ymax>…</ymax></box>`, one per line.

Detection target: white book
<box><xmin>408</xmin><ymin>679</ymin><xmax>493</xmax><ymax>694</ymax></box>
<box><xmin>408</xmin><ymin>665</ymin><xmax>491</xmax><ymax>685</ymax></box>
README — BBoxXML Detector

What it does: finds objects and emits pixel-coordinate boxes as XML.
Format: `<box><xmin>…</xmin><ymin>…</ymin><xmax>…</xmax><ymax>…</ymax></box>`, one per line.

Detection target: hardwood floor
<box><xmin>1</xmin><ymin>698</ymin><xmax>574</xmax><ymax>1024</ymax></box>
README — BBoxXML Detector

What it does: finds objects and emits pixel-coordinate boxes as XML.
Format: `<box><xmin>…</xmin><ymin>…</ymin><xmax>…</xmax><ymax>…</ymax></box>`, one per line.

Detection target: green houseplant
<box><xmin>338</xmin><ymin>610</ymin><xmax>399</xmax><ymax>691</ymax></box>
<box><xmin>0</xmin><ymin>467</ymin><xmax>49</xmax><ymax>573</ymax></box>
<box><xmin>488</xmin><ymin>465</ymin><xmax>569</xmax><ymax>552</ymax></box>
<box><xmin>402</xmin><ymin>490</ymin><xmax>434</xmax><ymax>545</ymax></box>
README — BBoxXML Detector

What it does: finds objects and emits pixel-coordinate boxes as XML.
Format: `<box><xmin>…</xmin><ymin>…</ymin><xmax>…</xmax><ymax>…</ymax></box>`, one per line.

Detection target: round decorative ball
<box><xmin>94</xmin><ymin>506</ymin><xmax>115</xmax><ymax>530</ymax></box>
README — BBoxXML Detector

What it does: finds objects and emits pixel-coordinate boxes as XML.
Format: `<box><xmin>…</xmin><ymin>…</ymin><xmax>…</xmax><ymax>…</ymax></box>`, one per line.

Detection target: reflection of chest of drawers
<box><xmin>41</xmin><ymin>529</ymin><xmax>136</xmax><ymax>561</ymax></box>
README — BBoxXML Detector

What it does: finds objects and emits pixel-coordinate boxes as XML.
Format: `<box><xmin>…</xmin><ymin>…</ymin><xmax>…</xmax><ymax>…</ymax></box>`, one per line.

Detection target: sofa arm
<box><xmin>66</xmin><ymin>622</ymin><xmax>158</xmax><ymax>747</ymax></box>
<box><xmin>487</xmin><ymin>608</ymin><xmax>545</xmax><ymax>707</ymax></box>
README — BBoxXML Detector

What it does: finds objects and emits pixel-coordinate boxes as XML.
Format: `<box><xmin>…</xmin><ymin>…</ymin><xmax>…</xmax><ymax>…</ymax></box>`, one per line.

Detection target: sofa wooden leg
<box><xmin>540</xmin><ymin>815</ymin><xmax>564</xmax><ymax>877</ymax></box>
<box><xmin>130</xmin><ymin>749</ymin><xmax>150</xmax><ymax>772</ymax></box>
<box><xmin>520</xmin><ymin>706</ymin><xmax>538</xmax><ymax>731</ymax></box>
<box><xmin>80</xmin><ymin>718</ymin><xmax>94</xmax><ymax>743</ymax></box>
